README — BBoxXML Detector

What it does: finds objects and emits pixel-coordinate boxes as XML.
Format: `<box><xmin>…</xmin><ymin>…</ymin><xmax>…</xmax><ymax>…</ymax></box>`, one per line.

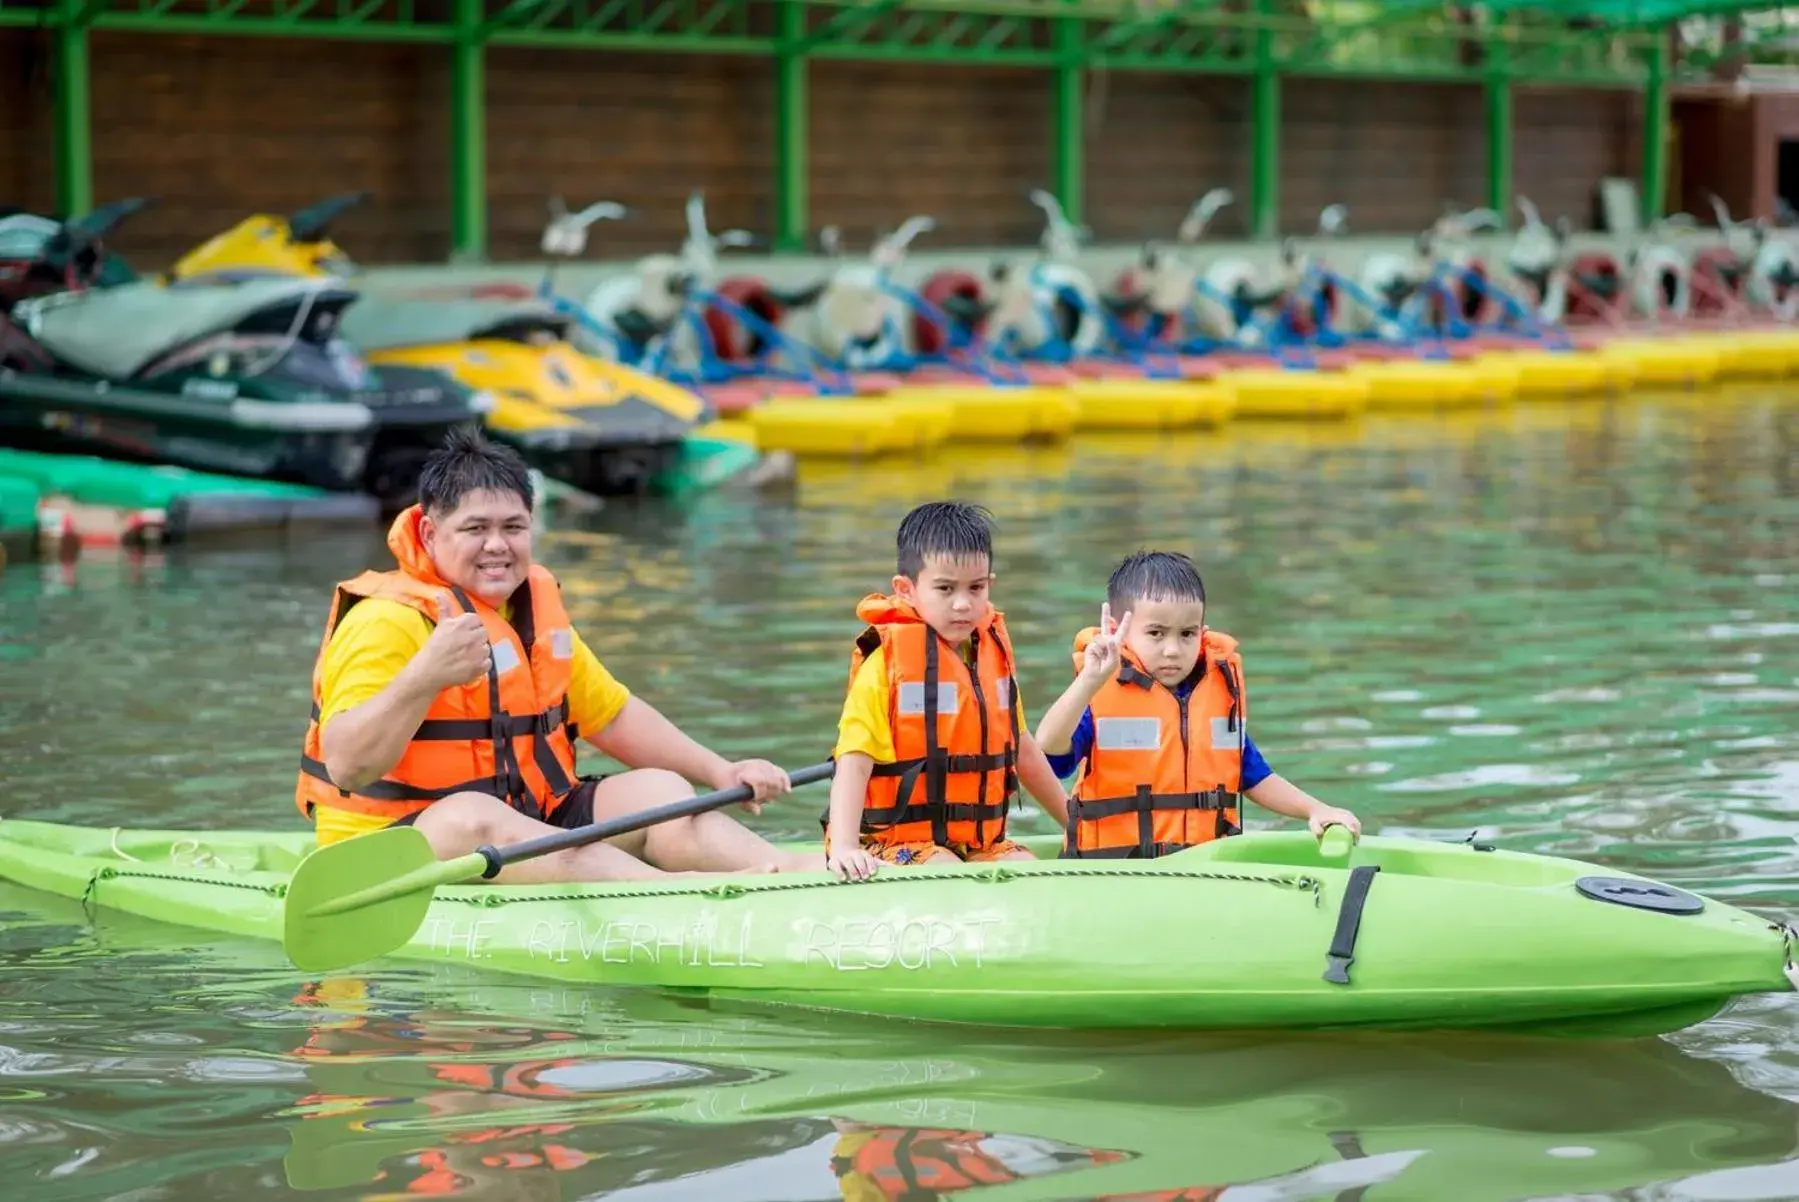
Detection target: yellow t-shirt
<box><xmin>312</xmin><ymin>597</ymin><xmax>631</xmax><ymax>845</ymax></box>
<box><xmin>832</xmin><ymin>642</ymin><xmax>1024</xmax><ymax>765</ymax></box>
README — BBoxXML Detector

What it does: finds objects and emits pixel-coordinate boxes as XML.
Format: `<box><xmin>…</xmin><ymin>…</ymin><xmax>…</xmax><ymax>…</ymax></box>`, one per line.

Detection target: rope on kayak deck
<box><xmin>102</xmin><ymin>827</ymin><xmax>251</xmax><ymax>874</ymax></box>
<box><xmin>106</xmin><ymin>828</ymin><xmax>143</xmax><ymax>863</ymax></box>
<box><xmin>82</xmin><ymin>865</ymin><xmax>289</xmax><ymax>922</ymax></box>
<box><xmin>435</xmin><ymin>865</ymin><xmax>1326</xmax><ymax>910</ymax></box>
<box><xmin>73</xmin><ymin>855</ymin><xmax>1324</xmax><ymax>917</ymax></box>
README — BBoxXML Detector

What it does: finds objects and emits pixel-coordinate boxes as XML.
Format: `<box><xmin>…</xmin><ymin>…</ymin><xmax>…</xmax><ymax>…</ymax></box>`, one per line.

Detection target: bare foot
<box><xmin>731</xmin><ymin>862</ymin><xmax>779</xmax><ymax>876</ymax></box>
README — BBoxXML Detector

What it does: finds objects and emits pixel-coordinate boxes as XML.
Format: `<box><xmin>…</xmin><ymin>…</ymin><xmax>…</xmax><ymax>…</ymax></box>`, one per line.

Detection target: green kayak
<box><xmin>0</xmin><ymin>818</ymin><xmax>1791</xmax><ymax>1033</ymax></box>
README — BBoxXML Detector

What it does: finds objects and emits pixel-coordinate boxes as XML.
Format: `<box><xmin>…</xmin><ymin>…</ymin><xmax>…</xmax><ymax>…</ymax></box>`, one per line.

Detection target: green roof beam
<box><xmin>796</xmin><ymin>0</ymin><xmax>910</xmax><ymax>50</ymax></box>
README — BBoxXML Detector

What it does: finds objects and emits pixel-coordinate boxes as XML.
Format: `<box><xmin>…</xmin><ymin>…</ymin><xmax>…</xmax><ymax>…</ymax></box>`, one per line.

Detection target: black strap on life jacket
<box><xmin>500</xmin><ymin>580</ymin><xmax>578</xmax><ymax>807</ymax></box>
<box><xmin>301</xmin><ymin>583</ymin><xmax>587</xmax><ymax>818</ymax></box>
<box><xmin>862</xmin><ymin>630</ymin><xmax>1015</xmax><ymax>843</ymax></box>
<box><xmin>298</xmin><ymin>754</ymin><xmax>505</xmax><ymax>805</ymax></box>
<box><xmin>446</xmin><ymin>584</ymin><xmax>542</xmax><ymax>819</ymax></box>
<box><xmin>1063</xmin><ymin>654</ymin><xmax>1243</xmax><ymax>859</ymax></box>
<box><xmin>1063</xmin><ymin>786</ymin><xmax>1241</xmax><ymax>859</ymax></box>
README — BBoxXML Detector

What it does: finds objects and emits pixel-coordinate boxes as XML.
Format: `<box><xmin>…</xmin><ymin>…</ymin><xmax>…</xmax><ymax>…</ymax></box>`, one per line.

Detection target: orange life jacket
<box><xmin>429</xmin><ymin>1059</ymin><xmax>585</xmax><ymax>1099</ymax></box>
<box><xmin>832</xmin><ymin>1128</ymin><xmax>1024</xmax><ymax>1198</ymax></box>
<box><xmin>404</xmin><ymin>1138</ymin><xmax>586</xmax><ymax>1196</ymax></box>
<box><xmin>1063</xmin><ymin>627</ymin><xmax>1246</xmax><ymax>859</ymax></box>
<box><xmin>477</xmin><ymin>1146</ymin><xmax>589</xmax><ymax>1171</ymax></box>
<box><xmin>294</xmin><ymin>505</ymin><xmax>582</xmax><ymax>825</ymax></box>
<box><xmin>839</xmin><ymin>594</ymin><xmax>1020</xmax><ymax>851</ymax></box>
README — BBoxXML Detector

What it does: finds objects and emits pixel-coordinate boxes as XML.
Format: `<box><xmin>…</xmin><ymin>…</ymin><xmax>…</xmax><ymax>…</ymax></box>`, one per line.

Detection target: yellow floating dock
<box><xmin>1479</xmin><ymin>350</ymin><xmax>1617</xmax><ymax>398</ymax></box>
<box><xmin>875</xmin><ymin>394</ymin><xmax>959</xmax><ymax>452</ymax></box>
<box><xmin>1466</xmin><ymin>355</ymin><xmax>1524</xmax><ymax>403</ymax></box>
<box><xmin>1218</xmin><ymin>368</ymin><xmax>1370</xmax><ymax>420</ymax></box>
<box><xmin>1594</xmin><ymin>339</ymin><xmax>1722</xmax><ymax>389</ymax></box>
<box><xmin>1064</xmin><ymin>379</ymin><xmax>1236</xmax><ymax>430</ymax></box>
<box><xmin>1677</xmin><ymin>331</ymin><xmax>1793</xmax><ymax>380</ymax></box>
<box><xmin>911</xmin><ymin>384</ymin><xmax>1079</xmax><ymax>442</ymax></box>
<box><xmin>710</xmin><ymin>323</ymin><xmax>1799</xmax><ymax>458</ymax></box>
<box><xmin>744</xmin><ymin>399</ymin><xmax>908</xmax><ymax>458</ymax></box>
<box><xmin>1347</xmin><ymin>360</ymin><xmax>1497</xmax><ymax>411</ymax></box>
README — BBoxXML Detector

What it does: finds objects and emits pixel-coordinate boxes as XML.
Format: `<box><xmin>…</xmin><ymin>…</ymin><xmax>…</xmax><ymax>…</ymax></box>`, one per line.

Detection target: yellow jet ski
<box><xmin>170</xmin><ymin>194</ymin><xmax>715</xmax><ymax>496</ymax></box>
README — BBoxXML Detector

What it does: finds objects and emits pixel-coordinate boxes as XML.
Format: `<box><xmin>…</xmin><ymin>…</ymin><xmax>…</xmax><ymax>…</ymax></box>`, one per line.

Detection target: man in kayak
<box><xmin>823</xmin><ymin>501</ymin><xmax>1069</xmax><ymax>882</ymax></box>
<box><xmin>1036</xmin><ymin>550</ymin><xmax>1359</xmax><ymax>858</ymax></box>
<box><xmin>294</xmin><ymin>427</ymin><xmax>822</xmax><ymax>882</ymax></box>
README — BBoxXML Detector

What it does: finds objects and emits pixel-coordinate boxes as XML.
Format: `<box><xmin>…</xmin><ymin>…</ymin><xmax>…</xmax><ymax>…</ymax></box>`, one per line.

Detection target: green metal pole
<box><xmin>450</xmin><ymin>0</ymin><xmax>487</xmax><ymax>262</ymax></box>
<box><xmin>774</xmin><ymin>0</ymin><xmax>809</xmax><ymax>254</ymax></box>
<box><xmin>1249</xmin><ymin>0</ymin><xmax>1278</xmax><ymax>239</ymax></box>
<box><xmin>1484</xmin><ymin>72</ymin><xmax>1512</xmax><ymax>229</ymax></box>
<box><xmin>52</xmin><ymin>0</ymin><xmax>92</xmax><ymax>218</ymax></box>
<box><xmin>1053</xmin><ymin>18</ymin><xmax>1083</xmax><ymax>228</ymax></box>
<box><xmin>1641</xmin><ymin>25</ymin><xmax>1669</xmax><ymax>228</ymax></box>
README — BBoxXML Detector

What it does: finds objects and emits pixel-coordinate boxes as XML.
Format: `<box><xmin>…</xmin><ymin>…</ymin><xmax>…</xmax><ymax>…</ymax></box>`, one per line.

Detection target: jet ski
<box><xmin>0</xmin><ymin>198</ymin><xmax>487</xmax><ymax>506</ymax></box>
<box><xmin>171</xmin><ymin>193</ymin><xmax>711</xmax><ymax>496</ymax></box>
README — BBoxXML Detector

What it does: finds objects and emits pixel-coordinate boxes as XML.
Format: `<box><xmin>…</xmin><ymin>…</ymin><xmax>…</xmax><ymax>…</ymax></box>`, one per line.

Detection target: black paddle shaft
<box><xmin>473</xmin><ymin>760</ymin><xmax>837</xmax><ymax>878</ymax></box>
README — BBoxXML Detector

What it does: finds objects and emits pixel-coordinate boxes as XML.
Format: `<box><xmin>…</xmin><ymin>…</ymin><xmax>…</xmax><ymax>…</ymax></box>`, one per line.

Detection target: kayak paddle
<box><xmin>282</xmin><ymin>759</ymin><xmax>836</xmax><ymax>973</ymax></box>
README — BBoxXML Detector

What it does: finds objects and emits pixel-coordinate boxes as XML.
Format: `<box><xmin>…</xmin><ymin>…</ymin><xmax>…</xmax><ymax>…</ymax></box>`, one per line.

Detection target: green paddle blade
<box><xmin>283</xmin><ymin>825</ymin><xmax>444</xmax><ymax>973</ymax></box>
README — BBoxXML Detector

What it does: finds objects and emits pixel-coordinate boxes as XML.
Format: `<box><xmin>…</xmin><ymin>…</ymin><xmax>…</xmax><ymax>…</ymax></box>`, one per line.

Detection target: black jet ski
<box><xmin>0</xmin><ymin>198</ymin><xmax>488</xmax><ymax>506</ymax></box>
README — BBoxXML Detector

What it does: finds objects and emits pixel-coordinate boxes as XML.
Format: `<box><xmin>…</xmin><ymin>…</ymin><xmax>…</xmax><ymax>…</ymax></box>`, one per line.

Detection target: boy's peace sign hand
<box><xmin>1079</xmin><ymin>601</ymin><xmax>1132</xmax><ymax>686</ymax></box>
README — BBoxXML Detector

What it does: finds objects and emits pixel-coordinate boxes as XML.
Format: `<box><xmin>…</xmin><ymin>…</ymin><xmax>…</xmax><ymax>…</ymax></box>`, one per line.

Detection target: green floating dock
<box><xmin>0</xmin><ymin>449</ymin><xmax>378</xmax><ymax>546</ymax></box>
<box><xmin>0</xmin><ymin>475</ymin><xmax>38</xmax><ymax>539</ymax></box>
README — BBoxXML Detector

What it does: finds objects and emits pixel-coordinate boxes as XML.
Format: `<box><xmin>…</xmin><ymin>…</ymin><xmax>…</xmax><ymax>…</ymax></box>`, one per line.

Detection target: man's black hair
<box><xmin>417</xmin><ymin>426</ymin><xmax>534</xmax><ymax>515</ymax></box>
<box><xmin>1107</xmin><ymin>550</ymin><xmax>1206</xmax><ymax>613</ymax></box>
<box><xmin>896</xmin><ymin>501</ymin><xmax>994</xmax><ymax>578</ymax></box>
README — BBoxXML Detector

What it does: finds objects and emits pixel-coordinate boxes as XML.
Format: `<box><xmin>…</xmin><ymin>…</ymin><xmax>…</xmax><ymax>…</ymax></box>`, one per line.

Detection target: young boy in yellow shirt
<box><xmin>825</xmin><ymin>502</ymin><xmax>1069</xmax><ymax>882</ymax></box>
<box><xmin>1037</xmin><ymin>550</ymin><xmax>1359</xmax><ymax>858</ymax></box>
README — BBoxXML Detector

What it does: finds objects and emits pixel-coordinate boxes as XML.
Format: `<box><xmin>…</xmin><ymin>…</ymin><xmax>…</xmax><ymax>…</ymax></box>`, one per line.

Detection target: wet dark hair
<box><xmin>418</xmin><ymin>426</ymin><xmax>534</xmax><ymax>516</ymax></box>
<box><xmin>896</xmin><ymin>501</ymin><xmax>994</xmax><ymax>578</ymax></box>
<box><xmin>1108</xmin><ymin>550</ymin><xmax>1206</xmax><ymax>613</ymax></box>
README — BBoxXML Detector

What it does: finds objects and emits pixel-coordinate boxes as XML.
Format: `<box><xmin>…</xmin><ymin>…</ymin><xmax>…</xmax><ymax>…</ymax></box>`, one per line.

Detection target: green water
<box><xmin>5</xmin><ymin>389</ymin><xmax>1799</xmax><ymax>1200</ymax></box>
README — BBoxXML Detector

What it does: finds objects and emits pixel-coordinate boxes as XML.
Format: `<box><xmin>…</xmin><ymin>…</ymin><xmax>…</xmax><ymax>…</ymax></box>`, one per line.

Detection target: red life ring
<box><xmin>914</xmin><ymin>270</ymin><xmax>988</xmax><ymax>355</ymax></box>
<box><xmin>1564</xmin><ymin>251</ymin><xmax>1626</xmax><ymax>324</ymax></box>
<box><xmin>704</xmin><ymin>277</ymin><xmax>785</xmax><ymax>363</ymax></box>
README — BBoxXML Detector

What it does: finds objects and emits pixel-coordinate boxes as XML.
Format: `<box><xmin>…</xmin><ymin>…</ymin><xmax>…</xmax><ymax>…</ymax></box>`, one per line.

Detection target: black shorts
<box><xmin>389</xmin><ymin>775</ymin><xmax>607</xmax><ymax>832</ymax></box>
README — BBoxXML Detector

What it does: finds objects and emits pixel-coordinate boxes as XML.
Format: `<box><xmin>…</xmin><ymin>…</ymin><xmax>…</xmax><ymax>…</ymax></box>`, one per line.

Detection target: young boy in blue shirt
<box><xmin>1036</xmin><ymin>550</ymin><xmax>1359</xmax><ymax>858</ymax></box>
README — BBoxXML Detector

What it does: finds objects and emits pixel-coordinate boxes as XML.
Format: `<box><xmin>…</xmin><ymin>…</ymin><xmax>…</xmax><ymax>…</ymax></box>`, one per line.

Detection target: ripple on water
<box><xmin>1534</xmin><ymin>687</ymin><xmax>1626</xmax><ymax>704</ymax></box>
<box><xmin>1380</xmin><ymin>764</ymin><xmax>1586</xmax><ymax>793</ymax></box>
<box><xmin>1706</xmin><ymin>621</ymin><xmax>1799</xmax><ymax>640</ymax></box>
<box><xmin>1421</xmin><ymin>705</ymin><xmax>1483</xmax><ymax>721</ymax></box>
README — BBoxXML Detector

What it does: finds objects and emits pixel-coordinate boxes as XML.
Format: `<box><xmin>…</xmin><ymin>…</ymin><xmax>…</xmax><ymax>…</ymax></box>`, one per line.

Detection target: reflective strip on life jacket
<box><xmin>1065</xmin><ymin>628</ymin><xmax>1246</xmax><ymax>859</ymax></box>
<box><xmin>838</xmin><ymin>595</ymin><xmax>1020</xmax><ymax>851</ymax></box>
<box><xmin>294</xmin><ymin>506</ymin><xmax>582</xmax><ymax>826</ymax></box>
<box><xmin>294</xmin><ymin>583</ymin><xmax>576</xmax><ymax>819</ymax></box>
